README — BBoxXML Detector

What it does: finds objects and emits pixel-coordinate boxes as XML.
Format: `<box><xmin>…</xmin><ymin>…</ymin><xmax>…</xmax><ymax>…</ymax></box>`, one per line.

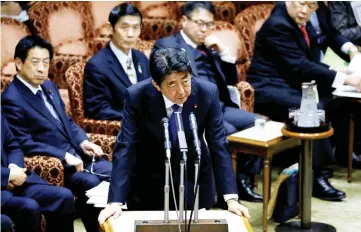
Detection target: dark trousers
<box><xmin>2</xmin><ymin>185</ymin><xmax>74</xmax><ymax>232</ymax></box>
<box><xmin>223</xmin><ymin>106</ymin><xmax>262</xmax><ymax>175</ymax></box>
<box><xmin>65</xmin><ymin>158</ymin><xmax>111</xmax><ymax>232</ymax></box>
<box><xmin>1</xmin><ymin>214</ymin><xmax>14</xmax><ymax>232</ymax></box>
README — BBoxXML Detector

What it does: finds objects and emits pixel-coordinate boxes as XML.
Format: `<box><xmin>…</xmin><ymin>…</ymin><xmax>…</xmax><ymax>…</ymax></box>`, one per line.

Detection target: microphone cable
<box><xmin>168</xmin><ymin>157</ymin><xmax>182</xmax><ymax>232</ymax></box>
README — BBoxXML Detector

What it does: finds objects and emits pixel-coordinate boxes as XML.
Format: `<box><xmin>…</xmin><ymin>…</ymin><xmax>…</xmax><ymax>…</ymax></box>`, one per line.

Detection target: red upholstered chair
<box><xmin>28</xmin><ymin>1</ymin><xmax>95</xmax><ymax>89</ymax></box>
<box><xmin>1</xmin><ymin>18</ymin><xmax>30</xmax><ymax>79</ymax></box>
<box><xmin>234</xmin><ymin>3</ymin><xmax>275</xmax><ymax>59</ymax></box>
<box><xmin>141</xmin><ymin>18</ymin><xmax>181</xmax><ymax>41</ymax></box>
<box><xmin>65</xmin><ymin>61</ymin><xmax>121</xmax><ymax>136</ymax></box>
<box><xmin>212</xmin><ymin>1</ymin><xmax>237</xmax><ymax>24</ymax></box>
<box><xmin>134</xmin><ymin>1</ymin><xmax>181</xmax><ymax>20</ymax></box>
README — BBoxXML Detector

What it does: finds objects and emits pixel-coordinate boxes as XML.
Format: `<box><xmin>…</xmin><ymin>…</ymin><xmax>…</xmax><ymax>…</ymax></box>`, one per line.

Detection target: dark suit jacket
<box><xmin>308</xmin><ymin>2</ymin><xmax>350</xmax><ymax>62</ymax></box>
<box><xmin>1</xmin><ymin>110</ymin><xmax>46</xmax><ymax>206</ymax></box>
<box><xmin>83</xmin><ymin>45</ymin><xmax>150</xmax><ymax>120</ymax></box>
<box><xmin>108</xmin><ymin>78</ymin><xmax>237</xmax><ymax>209</ymax></box>
<box><xmin>153</xmin><ymin>32</ymin><xmax>239</xmax><ymax>108</ymax></box>
<box><xmin>247</xmin><ymin>2</ymin><xmax>343</xmax><ymax>107</ymax></box>
<box><xmin>1</xmin><ymin>77</ymin><xmax>88</xmax><ymax>162</ymax></box>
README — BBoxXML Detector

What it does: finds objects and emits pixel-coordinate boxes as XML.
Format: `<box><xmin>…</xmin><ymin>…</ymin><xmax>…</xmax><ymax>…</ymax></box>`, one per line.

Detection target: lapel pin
<box><xmin>47</xmin><ymin>89</ymin><xmax>53</xmax><ymax>99</ymax></box>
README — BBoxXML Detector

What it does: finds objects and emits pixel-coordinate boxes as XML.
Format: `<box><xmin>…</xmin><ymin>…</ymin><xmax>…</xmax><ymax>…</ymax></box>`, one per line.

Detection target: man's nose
<box><xmin>37</xmin><ymin>62</ymin><xmax>44</xmax><ymax>72</ymax></box>
<box><xmin>176</xmin><ymin>84</ymin><xmax>185</xmax><ymax>95</ymax></box>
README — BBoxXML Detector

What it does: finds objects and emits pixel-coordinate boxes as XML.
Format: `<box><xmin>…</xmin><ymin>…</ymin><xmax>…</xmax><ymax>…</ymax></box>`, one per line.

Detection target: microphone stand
<box><xmin>164</xmin><ymin>157</ymin><xmax>170</xmax><ymax>223</ymax></box>
<box><xmin>179</xmin><ymin>159</ymin><xmax>185</xmax><ymax>223</ymax></box>
<box><xmin>193</xmin><ymin>158</ymin><xmax>200</xmax><ymax>223</ymax></box>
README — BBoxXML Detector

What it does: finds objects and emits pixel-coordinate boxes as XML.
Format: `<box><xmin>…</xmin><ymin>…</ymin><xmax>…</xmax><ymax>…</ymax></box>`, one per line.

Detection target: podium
<box><xmin>100</xmin><ymin>210</ymin><xmax>248</xmax><ymax>232</ymax></box>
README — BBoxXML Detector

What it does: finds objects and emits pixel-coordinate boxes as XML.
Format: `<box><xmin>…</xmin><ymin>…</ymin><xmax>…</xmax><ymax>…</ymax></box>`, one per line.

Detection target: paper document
<box><xmin>322</xmin><ymin>48</ymin><xmax>348</xmax><ymax>71</ymax></box>
<box><xmin>85</xmin><ymin>181</ymin><xmax>128</xmax><ymax>209</ymax></box>
<box><xmin>333</xmin><ymin>89</ymin><xmax>361</xmax><ymax>99</ymax></box>
<box><xmin>231</xmin><ymin>121</ymin><xmax>284</xmax><ymax>142</ymax></box>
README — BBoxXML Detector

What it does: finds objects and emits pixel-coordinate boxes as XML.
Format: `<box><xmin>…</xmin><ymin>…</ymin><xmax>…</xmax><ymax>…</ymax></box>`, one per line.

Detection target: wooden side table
<box><xmin>276</xmin><ymin>127</ymin><xmax>335</xmax><ymax>232</ymax></box>
<box><xmin>346</xmin><ymin>98</ymin><xmax>361</xmax><ymax>183</ymax></box>
<box><xmin>227</xmin><ymin>130</ymin><xmax>301</xmax><ymax>232</ymax></box>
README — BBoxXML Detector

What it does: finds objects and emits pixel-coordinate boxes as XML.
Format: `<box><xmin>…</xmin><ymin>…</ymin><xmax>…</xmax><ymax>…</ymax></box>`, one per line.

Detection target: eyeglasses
<box><xmin>187</xmin><ymin>17</ymin><xmax>215</xmax><ymax>30</ymax></box>
<box><xmin>84</xmin><ymin>155</ymin><xmax>111</xmax><ymax>178</ymax></box>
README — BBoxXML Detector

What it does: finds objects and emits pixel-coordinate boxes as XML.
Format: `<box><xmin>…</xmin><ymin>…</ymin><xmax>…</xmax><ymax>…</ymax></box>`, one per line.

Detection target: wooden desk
<box><xmin>100</xmin><ymin>210</ymin><xmax>248</xmax><ymax>232</ymax></box>
<box><xmin>346</xmin><ymin>98</ymin><xmax>361</xmax><ymax>183</ymax></box>
<box><xmin>227</xmin><ymin>126</ymin><xmax>301</xmax><ymax>232</ymax></box>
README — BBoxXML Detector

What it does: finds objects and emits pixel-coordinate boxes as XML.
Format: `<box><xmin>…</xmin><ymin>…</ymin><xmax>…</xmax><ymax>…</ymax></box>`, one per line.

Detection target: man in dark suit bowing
<box><xmin>153</xmin><ymin>1</ymin><xmax>262</xmax><ymax>203</ymax></box>
<box><xmin>247</xmin><ymin>1</ymin><xmax>361</xmax><ymax>201</ymax></box>
<box><xmin>1</xmin><ymin>35</ymin><xmax>112</xmax><ymax>232</ymax></box>
<box><xmin>83</xmin><ymin>3</ymin><xmax>150</xmax><ymax>121</ymax></box>
<box><xmin>98</xmin><ymin>48</ymin><xmax>251</xmax><ymax>223</ymax></box>
<box><xmin>1</xmin><ymin>110</ymin><xmax>74</xmax><ymax>232</ymax></box>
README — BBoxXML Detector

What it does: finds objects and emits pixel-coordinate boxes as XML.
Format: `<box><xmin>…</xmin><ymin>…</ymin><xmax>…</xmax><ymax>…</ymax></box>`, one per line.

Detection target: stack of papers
<box><xmin>86</xmin><ymin>181</ymin><xmax>127</xmax><ymax>209</ymax></box>
<box><xmin>230</xmin><ymin>121</ymin><xmax>284</xmax><ymax>142</ymax></box>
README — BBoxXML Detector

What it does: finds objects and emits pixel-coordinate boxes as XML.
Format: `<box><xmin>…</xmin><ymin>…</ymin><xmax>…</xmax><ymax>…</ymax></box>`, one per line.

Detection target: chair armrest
<box><xmin>24</xmin><ymin>155</ymin><xmax>64</xmax><ymax>187</ymax></box>
<box><xmin>236</xmin><ymin>81</ymin><xmax>255</xmax><ymax>112</ymax></box>
<box><xmin>87</xmin><ymin>133</ymin><xmax>116</xmax><ymax>161</ymax></box>
<box><xmin>80</xmin><ymin>119</ymin><xmax>121</xmax><ymax>136</ymax></box>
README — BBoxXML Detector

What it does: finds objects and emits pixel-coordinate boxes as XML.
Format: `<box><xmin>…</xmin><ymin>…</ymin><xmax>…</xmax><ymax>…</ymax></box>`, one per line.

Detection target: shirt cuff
<box><xmin>219</xmin><ymin>46</ymin><xmax>236</xmax><ymax>64</ymax></box>
<box><xmin>223</xmin><ymin>194</ymin><xmax>239</xmax><ymax>202</ymax></box>
<box><xmin>109</xmin><ymin>202</ymin><xmax>123</xmax><ymax>206</ymax></box>
<box><xmin>332</xmin><ymin>72</ymin><xmax>348</xmax><ymax>89</ymax></box>
<box><xmin>341</xmin><ymin>42</ymin><xmax>355</xmax><ymax>55</ymax></box>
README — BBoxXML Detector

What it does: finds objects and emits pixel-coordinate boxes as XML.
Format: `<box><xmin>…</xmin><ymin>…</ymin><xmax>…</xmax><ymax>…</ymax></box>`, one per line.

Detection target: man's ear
<box><xmin>14</xmin><ymin>58</ymin><xmax>23</xmax><ymax>72</ymax></box>
<box><xmin>152</xmin><ymin>79</ymin><xmax>162</xmax><ymax>92</ymax></box>
<box><xmin>181</xmin><ymin>15</ymin><xmax>188</xmax><ymax>28</ymax></box>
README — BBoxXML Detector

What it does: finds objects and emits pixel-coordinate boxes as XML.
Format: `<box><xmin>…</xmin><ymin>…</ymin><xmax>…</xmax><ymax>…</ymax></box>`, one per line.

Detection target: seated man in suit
<box><xmin>98</xmin><ymin>48</ymin><xmax>251</xmax><ymax>223</ymax></box>
<box><xmin>247</xmin><ymin>1</ymin><xmax>361</xmax><ymax>201</ymax></box>
<box><xmin>83</xmin><ymin>3</ymin><xmax>150</xmax><ymax>121</ymax></box>
<box><xmin>153</xmin><ymin>1</ymin><xmax>262</xmax><ymax>203</ymax></box>
<box><xmin>329</xmin><ymin>1</ymin><xmax>361</xmax><ymax>46</ymax></box>
<box><xmin>1</xmin><ymin>110</ymin><xmax>74</xmax><ymax>232</ymax></box>
<box><xmin>1</xmin><ymin>35</ymin><xmax>112</xmax><ymax>232</ymax></box>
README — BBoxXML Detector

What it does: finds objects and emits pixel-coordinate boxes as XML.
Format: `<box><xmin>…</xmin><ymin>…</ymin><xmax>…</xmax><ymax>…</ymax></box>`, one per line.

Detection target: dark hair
<box><xmin>14</xmin><ymin>35</ymin><xmax>54</xmax><ymax>62</ymax></box>
<box><xmin>150</xmin><ymin>48</ymin><xmax>192</xmax><ymax>86</ymax></box>
<box><xmin>182</xmin><ymin>1</ymin><xmax>215</xmax><ymax>17</ymax></box>
<box><xmin>108</xmin><ymin>3</ymin><xmax>142</xmax><ymax>28</ymax></box>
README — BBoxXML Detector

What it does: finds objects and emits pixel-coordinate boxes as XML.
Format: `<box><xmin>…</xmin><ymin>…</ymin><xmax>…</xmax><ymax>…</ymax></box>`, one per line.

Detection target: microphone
<box><xmin>174</xmin><ymin>112</ymin><xmax>188</xmax><ymax>161</ymax></box>
<box><xmin>189</xmin><ymin>112</ymin><xmax>201</xmax><ymax>159</ymax></box>
<box><xmin>161</xmin><ymin>117</ymin><xmax>171</xmax><ymax>159</ymax></box>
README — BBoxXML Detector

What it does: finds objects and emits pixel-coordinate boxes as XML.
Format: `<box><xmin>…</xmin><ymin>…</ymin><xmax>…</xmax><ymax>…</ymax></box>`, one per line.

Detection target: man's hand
<box><xmin>349</xmin><ymin>46</ymin><xmax>360</xmax><ymax>60</ymax></box>
<box><xmin>227</xmin><ymin>199</ymin><xmax>251</xmax><ymax>219</ymax></box>
<box><xmin>64</xmin><ymin>152</ymin><xmax>84</xmax><ymax>172</ymax></box>
<box><xmin>98</xmin><ymin>203</ymin><xmax>123</xmax><ymax>225</ymax></box>
<box><xmin>9</xmin><ymin>167</ymin><xmax>27</xmax><ymax>187</ymax></box>
<box><xmin>204</xmin><ymin>35</ymin><xmax>226</xmax><ymax>53</ymax></box>
<box><xmin>345</xmin><ymin>71</ymin><xmax>361</xmax><ymax>92</ymax></box>
<box><xmin>80</xmin><ymin>140</ymin><xmax>103</xmax><ymax>157</ymax></box>
<box><xmin>7</xmin><ymin>182</ymin><xmax>15</xmax><ymax>191</ymax></box>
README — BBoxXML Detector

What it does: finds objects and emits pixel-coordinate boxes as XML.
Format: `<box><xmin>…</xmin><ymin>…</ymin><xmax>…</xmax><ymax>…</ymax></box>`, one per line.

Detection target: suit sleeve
<box><xmin>329</xmin><ymin>2</ymin><xmax>361</xmax><ymax>44</ymax></box>
<box><xmin>1</xmin><ymin>168</ymin><xmax>10</xmax><ymax>189</ymax></box>
<box><xmin>2</xmin><ymin>99</ymin><xmax>67</xmax><ymax>161</ymax></box>
<box><xmin>83</xmin><ymin>61</ymin><xmax>123</xmax><ymax>121</ymax></box>
<box><xmin>267</xmin><ymin>22</ymin><xmax>337</xmax><ymax>89</ymax></box>
<box><xmin>2</xmin><ymin>113</ymin><xmax>25</xmax><ymax>167</ymax></box>
<box><xmin>219</xmin><ymin>57</ymin><xmax>239</xmax><ymax>85</ymax></box>
<box><xmin>204</xmin><ymin>86</ymin><xmax>238</xmax><ymax>195</ymax></box>
<box><xmin>108</xmin><ymin>90</ymin><xmax>138</xmax><ymax>203</ymax></box>
<box><xmin>52</xmin><ymin>82</ymin><xmax>88</xmax><ymax>146</ymax></box>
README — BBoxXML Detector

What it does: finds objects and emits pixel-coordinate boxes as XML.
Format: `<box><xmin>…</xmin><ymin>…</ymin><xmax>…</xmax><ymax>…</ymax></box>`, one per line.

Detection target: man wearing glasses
<box><xmin>83</xmin><ymin>3</ymin><xmax>150</xmax><ymax>121</ymax></box>
<box><xmin>153</xmin><ymin>1</ymin><xmax>263</xmax><ymax>204</ymax></box>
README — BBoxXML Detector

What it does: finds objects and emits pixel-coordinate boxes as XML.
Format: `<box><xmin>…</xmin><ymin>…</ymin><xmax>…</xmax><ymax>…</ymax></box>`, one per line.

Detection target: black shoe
<box><xmin>312</xmin><ymin>175</ymin><xmax>346</xmax><ymax>201</ymax></box>
<box><xmin>237</xmin><ymin>176</ymin><xmax>263</xmax><ymax>202</ymax></box>
<box><xmin>336</xmin><ymin>153</ymin><xmax>361</xmax><ymax>169</ymax></box>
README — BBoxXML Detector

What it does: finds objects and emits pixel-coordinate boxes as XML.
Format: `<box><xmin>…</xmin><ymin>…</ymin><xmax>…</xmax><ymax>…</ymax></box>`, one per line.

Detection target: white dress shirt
<box><xmin>109</xmin><ymin>41</ymin><xmax>137</xmax><ymax>85</ymax></box>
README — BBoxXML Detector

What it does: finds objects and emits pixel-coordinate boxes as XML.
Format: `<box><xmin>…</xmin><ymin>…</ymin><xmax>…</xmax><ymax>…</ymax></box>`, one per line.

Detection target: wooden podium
<box><xmin>100</xmin><ymin>210</ymin><xmax>248</xmax><ymax>232</ymax></box>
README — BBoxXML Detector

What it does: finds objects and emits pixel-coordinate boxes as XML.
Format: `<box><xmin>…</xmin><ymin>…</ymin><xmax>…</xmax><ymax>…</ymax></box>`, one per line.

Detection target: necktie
<box><xmin>169</xmin><ymin>104</ymin><xmax>180</xmax><ymax>149</ymax></box>
<box><xmin>300</xmin><ymin>25</ymin><xmax>310</xmax><ymax>47</ymax></box>
<box><xmin>36</xmin><ymin>90</ymin><xmax>62</xmax><ymax>125</ymax></box>
<box><xmin>196</xmin><ymin>45</ymin><xmax>208</xmax><ymax>56</ymax></box>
